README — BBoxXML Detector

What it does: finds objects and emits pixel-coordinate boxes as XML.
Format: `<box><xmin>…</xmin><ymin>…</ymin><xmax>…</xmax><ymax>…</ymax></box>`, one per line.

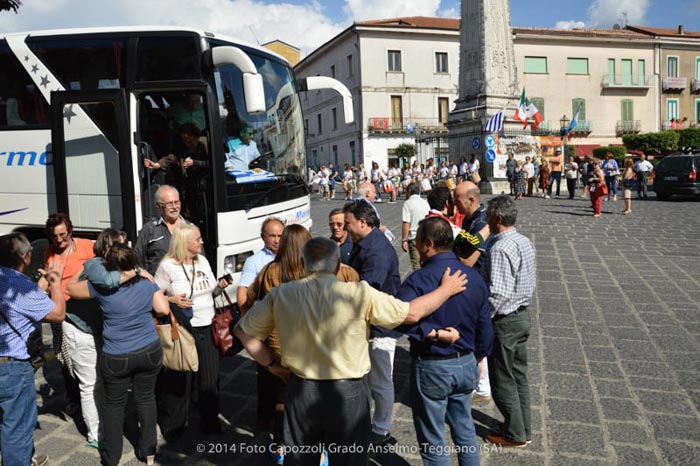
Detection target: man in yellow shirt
<box><xmin>235</xmin><ymin>237</ymin><xmax>466</xmax><ymax>466</ymax></box>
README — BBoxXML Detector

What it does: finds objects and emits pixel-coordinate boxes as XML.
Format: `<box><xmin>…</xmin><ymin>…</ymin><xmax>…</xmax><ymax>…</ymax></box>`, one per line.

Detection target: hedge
<box><xmin>623</xmin><ymin>130</ymin><xmax>680</xmax><ymax>154</ymax></box>
<box><xmin>592</xmin><ymin>146</ymin><xmax>626</xmax><ymax>164</ymax></box>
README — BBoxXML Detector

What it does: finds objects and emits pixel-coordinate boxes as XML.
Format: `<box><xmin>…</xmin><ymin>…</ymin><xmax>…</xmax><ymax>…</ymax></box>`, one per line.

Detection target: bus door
<box><xmin>134</xmin><ymin>88</ymin><xmax>216</xmax><ymax>259</ymax></box>
<box><xmin>50</xmin><ymin>89</ymin><xmax>137</xmax><ymax>242</ymax></box>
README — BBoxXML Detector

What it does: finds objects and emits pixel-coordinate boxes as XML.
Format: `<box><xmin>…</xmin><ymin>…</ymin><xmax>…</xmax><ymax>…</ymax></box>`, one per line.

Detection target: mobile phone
<box><xmin>218</xmin><ymin>273</ymin><xmax>233</xmax><ymax>283</ymax></box>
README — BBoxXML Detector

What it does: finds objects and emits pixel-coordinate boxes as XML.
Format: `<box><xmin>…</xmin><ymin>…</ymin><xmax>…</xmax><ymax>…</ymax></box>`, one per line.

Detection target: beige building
<box><xmin>513</xmin><ymin>27</ymin><xmax>658</xmax><ymax>154</ymax></box>
<box><xmin>296</xmin><ymin>17</ymin><xmax>700</xmax><ymax>167</ymax></box>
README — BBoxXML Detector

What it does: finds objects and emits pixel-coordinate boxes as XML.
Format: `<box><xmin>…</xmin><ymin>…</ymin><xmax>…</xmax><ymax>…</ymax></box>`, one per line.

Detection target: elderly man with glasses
<box><xmin>134</xmin><ymin>185</ymin><xmax>189</xmax><ymax>275</ymax></box>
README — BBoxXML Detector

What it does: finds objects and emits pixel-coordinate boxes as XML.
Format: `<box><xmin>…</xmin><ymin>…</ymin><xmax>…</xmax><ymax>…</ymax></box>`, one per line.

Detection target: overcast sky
<box><xmin>1</xmin><ymin>0</ymin><xmax>697</xmax><ymax>57</ymax></box>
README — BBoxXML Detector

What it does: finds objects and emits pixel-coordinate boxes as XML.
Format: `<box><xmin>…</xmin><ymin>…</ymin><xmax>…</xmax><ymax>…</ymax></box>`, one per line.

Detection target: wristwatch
<box><xmin>265</xmin><ymin>358</ymin><xmax>278</xmax><ymax>370</ymax></box>
<box><xmin>134</xmin><ymin>266</ymin><xmax>142</xmax><ymax>277</ymax></box>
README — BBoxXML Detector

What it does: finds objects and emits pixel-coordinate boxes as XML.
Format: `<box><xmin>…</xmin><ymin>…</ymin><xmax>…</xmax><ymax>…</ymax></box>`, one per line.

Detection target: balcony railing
<box><xmin>692</xmin><ymin>79</ymin><xmax>700</xmax><ymax>93</ymax></box>
<box><xmin>662</xmin><ymin>77</ymin><xmax>688</xmax><ymax>91</ymax></box>
<box><xmin>570</xmin><ymin>120</ymin><xmax>593</xmax><ymax>135</ymax></box>
<box><xmin>602</xmin><ymin>75</ymin><xmax>653</xmax><ymax>88</ymax></box>
<box><xmin>367</xmin><ymin>117</ymin><xmax>448</xmax><ymax>133</ymax></box>
<box><xmin>661</xmin><ymin>120</ymin><xmax>690</xmax><ymax>130</ymax></box>
<box><xmin>616</xmin><ymin>120</ymin><xmax>641</xmax><ymax>134</ymax></box>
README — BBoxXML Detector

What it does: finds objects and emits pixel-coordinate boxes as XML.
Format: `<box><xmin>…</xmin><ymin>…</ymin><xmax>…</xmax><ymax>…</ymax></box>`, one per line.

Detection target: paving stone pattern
<box><xmin>28</xmin><ymin>190</ymin><xmax>700</xmax><ymax>465</ymax></box>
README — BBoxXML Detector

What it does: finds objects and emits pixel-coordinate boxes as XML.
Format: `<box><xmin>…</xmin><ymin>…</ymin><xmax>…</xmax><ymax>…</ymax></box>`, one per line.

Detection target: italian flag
<box><xmin>514</xmin><ymin>89</ymin><xmax>544</xmax><ymax>130</ymax></box>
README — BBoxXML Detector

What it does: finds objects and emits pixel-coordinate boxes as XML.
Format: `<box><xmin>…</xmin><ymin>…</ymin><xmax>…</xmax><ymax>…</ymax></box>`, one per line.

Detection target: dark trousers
<box><xmin>100</xmin><ymin>340</ymin><xmax>162</xmax><ymax>466</ymax></box>
<box><xmin>156</xmin><ymin>368</ymin><xmax>191</xmax><ymax>439</ymax></box>
<box><xmin>637</xmin><ymin>173</ymin><xmax>649</xmax><ymax>197</ymax></box>
<box><xmin>547</xmin><ymin>171</ymin><xmax>562</xmax><ymax>196</ymax></box>
<box><xmin>284</xmin><ymin>375</ymin><xmax>370</xmax><ymax>466</ymax></box>
<box><xmin>566</xmin><ymin>177</ymin><xmax>577</xmax><ymax>199</ymax></box>
<box><xmin>257</xmin><ymin>363</ymin><xmax>286</xmax><ymax>443</ymax></box>
<box><xmin>488</xmin><ymin>311</ymin><xmax>531</xmax><ymax>443</ymax></box>
<box><xmin>191</xmin><ymin>325</ymin><xmax>221</xmax><ymax>430</ymax></box>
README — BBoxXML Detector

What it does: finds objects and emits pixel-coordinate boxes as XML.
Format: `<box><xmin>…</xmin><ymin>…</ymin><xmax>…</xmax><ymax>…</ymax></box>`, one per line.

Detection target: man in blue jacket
<box><xmin>396</xmin><ymin>217</ymin><xmax>493</xmax><ymax>466</ymax></box>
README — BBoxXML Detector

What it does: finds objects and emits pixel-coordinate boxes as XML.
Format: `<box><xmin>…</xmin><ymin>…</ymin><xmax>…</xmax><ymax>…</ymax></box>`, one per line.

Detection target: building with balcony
<box><xmin>627</xmin><ymin>25</ymin><xmax>700</xmax><ymax>128</ymax></box>
<box><xmin>294</xmin><ymin>17</ymin><xmax>460</xmax><ymax>170</ymax></box>
<box><xmin>513</xmin><ymin>27</ymin><xmax>657</xmax><ymax>153</ymax></box>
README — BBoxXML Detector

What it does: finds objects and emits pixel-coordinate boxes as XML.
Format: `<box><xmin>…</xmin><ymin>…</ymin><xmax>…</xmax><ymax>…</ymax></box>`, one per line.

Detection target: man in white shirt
<box><xmin>401</xmin><ymin>183</ymin><xmax>430</xmax><ymax>271</ymax></box>
<box><xmin>634</xmin><ymin>154</ymin><xmax>654</xmax><ymax>199</ymax></box>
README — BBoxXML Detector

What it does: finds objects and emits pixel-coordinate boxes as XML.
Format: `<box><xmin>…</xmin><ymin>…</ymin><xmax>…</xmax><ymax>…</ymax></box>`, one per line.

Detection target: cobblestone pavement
<box><xmin>27</xmin><ymin>187</ymin><xmax>700</xmax><ymax>465</ymax></box>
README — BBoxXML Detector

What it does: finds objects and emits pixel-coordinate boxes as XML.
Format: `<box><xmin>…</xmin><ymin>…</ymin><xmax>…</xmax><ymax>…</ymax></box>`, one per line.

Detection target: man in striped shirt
<box><xmin>481</xmin><ymin>195</ymin><xmax>536</xmax><ymax>448</ymax></box>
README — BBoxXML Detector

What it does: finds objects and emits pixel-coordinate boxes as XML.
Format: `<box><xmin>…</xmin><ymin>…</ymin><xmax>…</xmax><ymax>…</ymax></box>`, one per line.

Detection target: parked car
<box><xmin>653</xmin><ymin>152</ymin><xmax>700</xmax><ymax>200</ymax></box>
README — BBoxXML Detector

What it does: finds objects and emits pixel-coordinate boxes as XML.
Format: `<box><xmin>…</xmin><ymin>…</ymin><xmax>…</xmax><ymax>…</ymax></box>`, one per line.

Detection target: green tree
<box><xmin>394</xmin><ymin>143</ymin><xmax>416</xmax><ymax>160</ymax></box>
<box><xmin>0</xmin><ymin>0</ymin><xmax>22</xmax><ymax>13</ymax></box>
<box><xmin>623</xmin><ymin>130</ymin><xmax>679</xmax><ymax>154</ymax></box>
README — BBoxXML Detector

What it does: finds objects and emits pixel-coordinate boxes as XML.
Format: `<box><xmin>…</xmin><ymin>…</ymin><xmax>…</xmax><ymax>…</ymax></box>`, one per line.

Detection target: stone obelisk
<box><xmin>447</xmin><ymin>0</ymin><xmax>520</xmax><ymax>192</ymax></box>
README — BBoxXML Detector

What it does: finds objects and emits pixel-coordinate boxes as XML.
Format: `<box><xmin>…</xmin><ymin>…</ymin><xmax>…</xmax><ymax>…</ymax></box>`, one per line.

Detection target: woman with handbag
<box><xmin>588</xmin><ymin>158</ymin><xmax>607</xmax><ymax>218</ymax></box>
<box><xmin>66</xmin><ymin>244</ymin><xmax>170</xmax><ymax>466</ymax></box>
<box><xmin>242</xmin><ymin>224</ymin><xmax>359</xmax><ymax>465</ymax></box>
<box><xmin>603</xmin><ymin>152</ymin><xmax>620</xmax><ymax>202</ymax></box>
<box><xmin>154</xmin><ymin>224</ymin><xmax>230</xmax><ymax>436</ymax></box>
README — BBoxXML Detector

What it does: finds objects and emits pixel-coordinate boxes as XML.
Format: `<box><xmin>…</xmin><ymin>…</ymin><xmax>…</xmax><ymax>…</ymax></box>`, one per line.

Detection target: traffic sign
<box><xmin>484</xmin><ymin>135</ymin><xmax>495</xmax><ymax>149</ymax></box>
<box><xmin>485</xmin><ymin>149</ymin><xmax>497</xmax><ymax>163</ymax></box>
<box><xmin>471</xmin><ymin>137</ymin><xmax>481</xmax><ymax>150</ymax></box>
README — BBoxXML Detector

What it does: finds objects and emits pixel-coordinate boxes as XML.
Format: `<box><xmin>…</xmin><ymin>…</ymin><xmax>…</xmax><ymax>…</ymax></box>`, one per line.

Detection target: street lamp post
<box><xmin>559</xmin><ymin>114</ymin><xmax>570</xmax><ymax>159</ymax></box>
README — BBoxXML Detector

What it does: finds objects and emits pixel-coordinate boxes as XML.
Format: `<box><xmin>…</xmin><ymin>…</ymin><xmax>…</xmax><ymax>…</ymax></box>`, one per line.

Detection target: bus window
<box><xmin>0</xmin><ymin>40</ymin><xmax>49</xmax><ymax>128</ymax></box>
<box><xmin>27</xmin><ymin>37</ymin><xmax>127</xmax><ymax>91</ymax></box>
<box><xmin>210</xmin><ymin>43</ymin><xmax>307</xmax><ymax>212</ymax></box>
<box><xmin>137</xmin><ymin>91</ymin><xmax>211</xmax><ymax>235</ymax></box>
<box><xmin>136</xmin><ymin>36</ymin><xmax>200</xmax><ymax>82</ymax></box>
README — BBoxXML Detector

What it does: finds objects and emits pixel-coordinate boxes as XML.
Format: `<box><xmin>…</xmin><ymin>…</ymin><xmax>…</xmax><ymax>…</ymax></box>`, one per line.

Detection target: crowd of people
<box><xmin>308</xmin><ymin>155</ymin><xmax>483</xmax><ymax>204</ymax></box>
<box><xmin>2</xmin><ymin>175</ymin><xmax>540</xmax><ymax>466</ymax></box>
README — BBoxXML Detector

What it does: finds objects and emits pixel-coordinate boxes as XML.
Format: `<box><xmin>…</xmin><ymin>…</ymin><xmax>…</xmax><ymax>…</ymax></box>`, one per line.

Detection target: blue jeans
<box><xmin>547</xmin><ymin>171</ymin><xmax>562</xmax><ymax>196</ymax></box>
<box><xmin>606</xmin><ymin>175</ymin><xmax>618</xmax><ymax>196</ymax></box>
<box><xmin>0</xmin><ymin>361</ymin><xmax>37</xmax><ymax>466</ymax></box>
<box><xmin>411</xmin><ymin>353</ymin><xmax>480</xmax><ymax>466</ymax></box>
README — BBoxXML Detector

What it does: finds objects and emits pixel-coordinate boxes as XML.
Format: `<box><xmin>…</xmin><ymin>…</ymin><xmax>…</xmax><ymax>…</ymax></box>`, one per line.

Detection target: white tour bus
<box><xmin>0</xmin><ymin>26</ymin><xmax>352</xmax><ymax>280</ymax></box>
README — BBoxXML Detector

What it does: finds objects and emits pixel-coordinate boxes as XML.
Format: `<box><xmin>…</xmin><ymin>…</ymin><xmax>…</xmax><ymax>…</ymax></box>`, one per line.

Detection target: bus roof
<box><xmin>2</xmin><ymin>25</ymin><xmax>289</xmax><ymax>66</ymax></box>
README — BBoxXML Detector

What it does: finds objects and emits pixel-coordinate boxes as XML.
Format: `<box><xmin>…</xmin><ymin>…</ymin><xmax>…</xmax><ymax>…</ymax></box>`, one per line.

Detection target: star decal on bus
<box><xmin>64</xmin><ymin>105</ymin><xmax>77</xmax><ymax>124</ymax></box>
<box><xmin>31</xmin><ymin>64</ymin><xmax>39</xmax><ymax>74</ymax></box>
<box><xmin>40</xmin><ymin>75</ymin><xmax>51</xmax><ymax>88</ymax></box>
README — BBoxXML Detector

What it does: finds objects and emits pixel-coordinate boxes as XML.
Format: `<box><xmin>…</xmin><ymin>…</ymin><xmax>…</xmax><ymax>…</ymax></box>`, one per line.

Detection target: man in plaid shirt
<box><xmin>480</xmin><ymin>195</ymin><xmax>536</xmax><ymax>448</ymax></box>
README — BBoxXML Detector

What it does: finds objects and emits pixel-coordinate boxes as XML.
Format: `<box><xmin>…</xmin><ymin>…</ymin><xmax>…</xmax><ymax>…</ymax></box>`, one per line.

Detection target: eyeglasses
<box><xmin>158</xmin><ymin>201</ymin><xmax>181</xmax><ymax>208</ymax></box>
<box><xmin>51</xmin><ymin>231</ymin><xmax>70</xmax><ymax>240</ymax></box>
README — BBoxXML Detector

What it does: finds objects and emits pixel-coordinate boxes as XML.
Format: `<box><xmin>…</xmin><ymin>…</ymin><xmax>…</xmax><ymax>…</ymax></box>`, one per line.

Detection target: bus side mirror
<box><xmin>298</xmin><ymin>76</ymin><xmax>354</xmax><ymax>124</ymax></box>
<box><xmin>211</xmin><ymin>46</ymin><xmax>266</xmax><ymax>114</ymax></box>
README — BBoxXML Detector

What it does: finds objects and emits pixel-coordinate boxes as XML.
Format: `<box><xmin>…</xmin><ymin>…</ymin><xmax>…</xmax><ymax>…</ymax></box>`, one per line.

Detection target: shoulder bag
<box><xmin>212</xmin><ymin>290</ymin><xmax>243</xmax><ymax>357</ymax></box>
<box><xmin>155</xmin><ymin>309</ymin><xmax>199</xmax><ymax>372</ymax></box>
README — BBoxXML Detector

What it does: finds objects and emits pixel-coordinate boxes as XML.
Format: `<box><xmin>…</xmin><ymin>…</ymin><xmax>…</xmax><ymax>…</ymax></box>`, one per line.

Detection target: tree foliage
<box><xmin>623</xmin><ymin>131</ymin><xmax>680</xmax><ymax>154</ymax></box>
<box><xmin>394</xmin><ymin>143</ymin><xmax>416</xmax><ymax>160</ymax></box>
<box><xmin>0</xmin><ymin>0</ymin><xmax>22</xmax><ymax>13</ymax></box>
<box><xmin>592</xmin><ymin>146</ymin><xmax>626</xmax><ymax>164</ymax></box>
<box><xmin>677</xmin><ymin>127</ymin><xmax>700</xmax><ymax>151</ymax></box>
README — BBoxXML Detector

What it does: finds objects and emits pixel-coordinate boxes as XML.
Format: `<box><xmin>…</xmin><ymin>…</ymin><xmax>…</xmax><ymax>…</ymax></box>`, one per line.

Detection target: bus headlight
<box><xmin>223</xmin><ymin>251</ymin><xmax>254</xmax><ymax>275</ymax></box>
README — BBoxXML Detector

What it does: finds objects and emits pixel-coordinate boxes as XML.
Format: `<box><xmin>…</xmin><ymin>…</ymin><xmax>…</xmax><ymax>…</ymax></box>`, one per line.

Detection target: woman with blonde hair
<box><xmin>154</xmin><ymin>224</ymin><xmax>230</xmax><ymax>436</ymax></box>
<box><xmin>242</xmin><ymin>224</ymin><xmax>358</xmax><ymax>465</ymax></box>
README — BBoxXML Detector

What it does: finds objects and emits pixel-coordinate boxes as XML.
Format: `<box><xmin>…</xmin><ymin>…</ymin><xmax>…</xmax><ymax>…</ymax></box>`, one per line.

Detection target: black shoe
<box><xmin>370</xmin><ymin>431</ymin><xmax>397</xmax><ymax>446</ymax></box>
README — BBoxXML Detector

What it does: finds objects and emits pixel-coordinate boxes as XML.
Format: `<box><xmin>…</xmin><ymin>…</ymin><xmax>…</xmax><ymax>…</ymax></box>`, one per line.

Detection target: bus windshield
<box><xmin>212</xmin><ymin>45</ymin><xmax>307</xmax><ymax>211</ymax></box>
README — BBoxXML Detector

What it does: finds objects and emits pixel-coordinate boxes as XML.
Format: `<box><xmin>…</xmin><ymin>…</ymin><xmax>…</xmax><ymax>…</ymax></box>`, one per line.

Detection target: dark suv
<box><xmin>653</xmin><ymin>152</ymin><xmax>700</xmax><ymax>200</ymax></box>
